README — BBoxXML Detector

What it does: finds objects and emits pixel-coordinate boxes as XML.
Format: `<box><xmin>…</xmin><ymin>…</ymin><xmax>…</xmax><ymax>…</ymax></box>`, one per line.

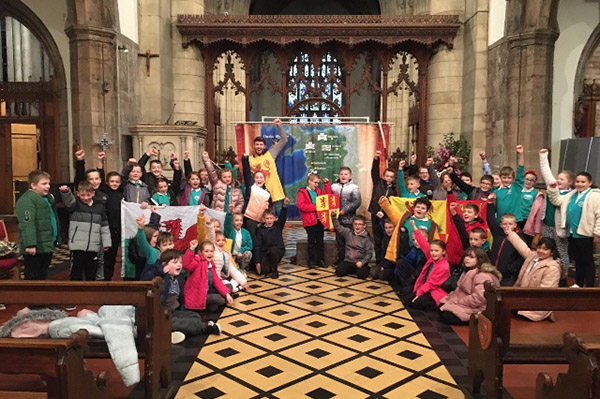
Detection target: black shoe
<box><xmin>271</xmin><ymin>270</ymin><xmax>279</xmax><ymax>279</ymax></box>
<box><xmin>231</xmin><ymin>292</ymin><xmax>240</xmax><ymax>299</ymax></box>
<box><xmin>316</xmin><ymin>260</ymin><xmax>325</xmax><ymax>268</ymax></box>
<box><xmin>207</xmin><ymin>321</ymin><xmax>222</xmax><ymax>335</ymax></box>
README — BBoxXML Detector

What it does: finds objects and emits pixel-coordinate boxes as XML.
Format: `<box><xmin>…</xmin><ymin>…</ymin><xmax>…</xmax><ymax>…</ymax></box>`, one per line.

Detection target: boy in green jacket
<box><xmin>16</xmin><ymin>170</ymin><xmax>60</xmax><ymax>280</ymax></box>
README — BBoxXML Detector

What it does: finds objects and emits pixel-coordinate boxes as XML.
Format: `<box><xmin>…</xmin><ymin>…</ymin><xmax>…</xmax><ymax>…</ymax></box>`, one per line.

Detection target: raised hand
<box><xmin>409</xmin><ymin>219</ymin><xmax>417</xmax><ymax>230</ymax></box>
<box><xmin>425</xmin><ymin>157</ymin><xmax>434</xmax><ymax>167</ymax></box>
<box><xmin>150</xmin><ymin>205</ymin><xmax>158</xmax><ymax>213</ymax></box>
<box><xmin>375</xmin><ymin>150</ymin><xmax>381</xmax><ymax>158</ymax></box>
<box><xmin>516</xmin><ymin>145</ymin><xmax>524</xmax><ymax>154</ymax></box>
<box><xmin>172</xmin><ymin>159</ymin><xmax>180</xmax><ymax>170</ymax></box>
<box><xmin>273</xmin><ymin>118</ymin><xmax>281</xmax><ymax>125</ymax></box>
<box><xmin>75</xmin><ymin>149</ymin><xmax>85</xmax><ymax>161</ymax></box>
<box><xmin>97</xmin><ymin>151</ymin><xmax>106</xmax><ymax>160</ymax></box>
<box><xmin>147</xmin><ymin>147</ymin><xmax>159</xmax><ymax>157</ymax></box>
<box><xmin>189</xmin><ymin>239</ymin><xmax>198</xmax><ymax>250</ymax></box>
<box><xmin>136</xmin><ymin>214</ymin><xmax>145</xmax><ymax>229</ymax></box>
<box><xmin>449</xmin><ymin>202</ymin><xmax>458</xmax><ymax>215</ymax></box>
<box><xmin>140</xmin><ymin>201</ymin><xmax>149</xmax><ymax>210</ymax></box>
<box><xmin>59</xmin><ymin>185</ymin><xmax>70</xmax><ymax>193</ymax></box>
<box><xmin>127</xmin><ymin>158</ymin><xmax>137</xmax><ymax>166</ymax></box>
<box><xmin>283</xmin><ymin>197</ymin><xmax>290</xmax><ymax>206</ymax></box>
<box><xmin>323</xmin><ymin>177</ymin><xmax>329</xmax><ymax>184</ymax></box>
<box><xmin>376</xmin><ymin>211</ymin><xmax>384</xmax><ymax>218</ymax></box>
<box><xmin>199</xmin><ymin>204</ymin><xmax>206</xmax><ymax>214</ymax></box>
<box><xmin>479</xmin><ymin>151</ymin><xmax>487</xmax><ymax>161</ymax></box>
<box><xmin>539</xmin><ymin>148</ymin><xmax>549</xmax><ymax>154</ymax></box>
<box><xmin>410</xmin><ymin>153</ymin><xmax>417</xmax><ymax>164</ymax></box>
<box><xmin>184</xmin><ymin>151</ymin><xmax>190</xmax><ymax>160</ymax></box>
<box><xmin>399</xmin><ymin>159</ymin><xmax>406</xmax><ymax>170</ymax></box>
<box><xmin>487</xmin><ymin>192</ymin><xmax>497</xmax><ymax>202</ymax></box>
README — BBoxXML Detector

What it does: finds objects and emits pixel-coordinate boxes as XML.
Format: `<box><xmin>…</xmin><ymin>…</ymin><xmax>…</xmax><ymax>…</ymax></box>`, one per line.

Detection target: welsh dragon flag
<box><xmin>120</xmin><ymin>202</ymin><xmax>225</xmax><ymax>279</ymax></box>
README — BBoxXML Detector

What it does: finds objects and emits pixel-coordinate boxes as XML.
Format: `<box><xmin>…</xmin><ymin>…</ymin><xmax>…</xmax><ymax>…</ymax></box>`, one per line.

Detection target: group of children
<box><xmin>15</xmin><ymin>120</ymin><xmax>600</xmax><ymax>342</ymax></box>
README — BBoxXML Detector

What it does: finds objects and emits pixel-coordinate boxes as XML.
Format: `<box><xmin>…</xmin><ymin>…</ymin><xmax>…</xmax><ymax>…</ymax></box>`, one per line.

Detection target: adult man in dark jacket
<box><xmin>369</xmin><ymin>151</ymin><xmax>397</xmax><ymax>264</ymax></box>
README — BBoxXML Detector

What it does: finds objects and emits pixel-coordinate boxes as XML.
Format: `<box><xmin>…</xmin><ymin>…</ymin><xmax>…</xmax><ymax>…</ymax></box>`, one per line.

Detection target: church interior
<box><xmin>1</xmin><ymin>0</ymin><xmax>600</xmax><ymax>398</ymax></box>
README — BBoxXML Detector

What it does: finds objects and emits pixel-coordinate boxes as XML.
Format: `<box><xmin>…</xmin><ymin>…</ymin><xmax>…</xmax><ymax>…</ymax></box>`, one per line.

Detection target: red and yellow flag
<box><xmin>316</xmin><ymin>194</ymin><xmax>340</xmax><ymax>229</ymax></box>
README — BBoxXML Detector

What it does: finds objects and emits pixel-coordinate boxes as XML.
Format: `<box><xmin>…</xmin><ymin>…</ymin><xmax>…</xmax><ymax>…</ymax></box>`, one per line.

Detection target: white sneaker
<box><xmin>65</xmin><ymin>305</ymin><xmax>77</xmax><ymax>311</ymax></box>
<box><xmin>570</xmin><ymin>284</ymin><xmax>580</xmax><ymax>289</ymax></box>
<box><xmin>0</xmin><ymin>304</ymin><xmax>6</xmax><ymax>311</ymax></box>
<box><xmin>171</xmin><ymin>331</ymin><xmax>186</xmax><ymax>344</ymax></box>
<box><xmin>207</xmin><ymin>320</ymin><xmax>222</xmax><ymax>335</ymax></box>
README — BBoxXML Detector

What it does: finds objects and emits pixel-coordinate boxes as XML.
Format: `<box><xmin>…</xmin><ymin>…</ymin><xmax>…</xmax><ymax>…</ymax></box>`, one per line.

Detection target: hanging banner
<box><xmin>236</xmin><ymin>123</ymin><xmax>389</xmax><ymax>220</ymax></box>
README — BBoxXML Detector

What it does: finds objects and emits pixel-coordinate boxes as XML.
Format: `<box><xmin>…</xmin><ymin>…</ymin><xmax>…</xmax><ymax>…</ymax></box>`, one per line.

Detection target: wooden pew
<box><xmin>536</xmin><ymin>332</ymin><xmax>600</xmax><ymax>399</ymax></box>
<box><xmin>0</xmin><ymin>329</ymin><xmax>109</xmax><ymax>399</ymax></box>
<box><xmin>467</xmin><ymin>282</ymin><xmax>600</xmax><ymax>399</ymax></box>
<box><xmin>0</xmin><ymin>278</ymin><xmax>172</xmax><ymax>399</ymax></box>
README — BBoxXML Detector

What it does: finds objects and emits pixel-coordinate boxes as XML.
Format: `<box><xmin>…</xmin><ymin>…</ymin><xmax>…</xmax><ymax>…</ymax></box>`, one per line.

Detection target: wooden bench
<box><xmin>467</xmin><ymin>282</ymin><xmax>600</xmax><ymax>399</ymax></box>
<box><xmin>0</xmin><ymin>329</ymin><xmax>109</xmax><ymax>399</ymax></box>
<box><xmin>0</xmin><ymin>278</ymin><xmax>172</xmax><ymax>399</ymax></box>
<box><xmin>535</xmin><ymin>332</ymin><xmax>600</xmax><ymax>399</ymax></box>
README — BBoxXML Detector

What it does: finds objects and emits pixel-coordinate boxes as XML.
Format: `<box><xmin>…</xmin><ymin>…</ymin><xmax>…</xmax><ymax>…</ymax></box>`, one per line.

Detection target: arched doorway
<box><xmin>0</xmin><ymin>0</ymin><xmax>66</xmax><ymax>214</ymax></box>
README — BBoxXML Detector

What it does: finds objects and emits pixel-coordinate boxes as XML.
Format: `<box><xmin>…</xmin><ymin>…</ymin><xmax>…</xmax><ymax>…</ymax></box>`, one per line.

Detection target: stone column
<box><xmin>65</xmin><ymin>0</ymin><xmax>118</xmax><ymax>170</ymax></box>
<box><xmin>487</xmin><ymin>0</ymin><xmax>559</xmax><ymax>170</ymax></box>
<box><xmin>461</xmin><ymin>0</ymin><xmax>489</xmax><ymax>180</ymax></box>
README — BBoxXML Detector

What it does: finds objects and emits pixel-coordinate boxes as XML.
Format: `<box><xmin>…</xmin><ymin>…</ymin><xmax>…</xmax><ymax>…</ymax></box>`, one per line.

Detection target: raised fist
<box><xmin>136</xmin><ymin>214</ymin><xmax>145</xmax><ymax>229</ymax></box>
<box><xmin>59</xmin><ymin>185</ymin><xmax>70</xmax><ymax>193</ymax></box>
<box><xmin>479</xmin><ymin>151</ymin><xmax>487</xmax><ymax>160</ymax></box>
<box><xmin>97</xmin><ymin>151</ymin><xmax>106</xmax><ymax>160</ymax></box>
<box><xmin>375</xmin><ymin>150</ymin><xmax>381</xmax><ymax>158</ymax></box>
<box><xmin>184</xmin><ymin>150</ymin><xmax>190</xmax><ymax>160</ymax></box>
<box><xmin>399</xmin><ymin>159</ymin><xmax>406</xmax><ymax>169</ymax></box>
<box><xmin>273</xmin><ymin>118</ymin><xmax>281</xmax><ymax>125</ymax></box>
<box><xmin>516</xmin><ymin>145</ymin><xmax>524</xmax><ymax>154</ymax></box>
<box><xmin>410</xmin><ymin>154</ymin><xmax>417</xmax><ymax>164</ymax></box>
<box><xmin>75</xmin><ymin>149</ymin><xmax>85</xmax><ymax>160</ymax></box>
<box><xmin>539</xmin><ymin>148</ymin><xmax>549</xmax><ymax>154</ymax></box>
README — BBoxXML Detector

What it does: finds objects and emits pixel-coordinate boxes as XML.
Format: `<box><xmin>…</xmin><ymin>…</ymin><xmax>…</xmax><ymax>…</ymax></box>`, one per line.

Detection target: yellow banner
<box><xmin>389</xmin><ymin>197</ymin><xmax>448</xmax><ymax>235</ymax></box>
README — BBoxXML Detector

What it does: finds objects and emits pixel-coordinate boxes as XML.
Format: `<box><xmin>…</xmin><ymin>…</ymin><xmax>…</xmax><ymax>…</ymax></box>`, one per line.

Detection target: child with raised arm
<box><xmin>447</xmin><ymin>155</ymin><xmax>494</xmax><ymax>200</ymax></box>
<box><xmin>369</xmin><ymin>150</ymin><xmax>397</xmax><ymax>264</ymax></box>
<box><xmin>332</xmin><ymin>213</ymin><xmax>374</xmax><ymax>280</ymax></box>
<box><xmin>404</xmin><ymin>219</ymin><xmax>450</xmax><ymax>310</ymax></box>
<box><xmin>486</xmin><ymin>193</ymin><xmax>525</xmax><ymax>286</ymax></box>
<box><xmin>297</xmin><ymin>173</ymin><xmax>332</xmax><ymax>268</ymax></box>
<box><xmin>547</xmin><ymin>172</ymin><xmax>600</xmax><ymax>287</ymax></box>
<box><xmin>16</xmin><ymin>170</ymin><xmax>60</xmax><ymax>280</ymax></box>
<box><xmin>183</xmin><ymin>240</ymin><xmax>234</xmax><ymax>312</ymax></box>
<box><xmin>121</xmin><ymin>158</ymin><xmax>150</xmax><ymax>206</ymax></box>
<box><xmin>397</xmin><ymin>158</ymin><xmax>425</xmax><ymax>198</ymax></box>
<box><xmin>331</xmin><ymin>167</ymin><xmax>362</xmax><ymax>265</ymax></box>
<box><xmin>253</xmin><ymin>199</ymin><xmax>290</xmax><ymax>279</ymax></box>
<box><xmin>141</xmin><ymin>249</ymin><xmax>222</xmax><ymax>344</ymax></box>
<box><xmin>202</xmin><ymin>151</ymin><xmax>244</xmax><ymax>213</ymax></box>
<box><xmin>535</xmin><ymin>148</ymin><xmax>573</xmax><ymax>278</ymax></box>
<box><xmin>495</xmin><ymin>145</ymin><xmax>525</xmax><ymax>221</ymax></box>
<box><xmin>504</xmin><ymin>227</ymin><xmax>562</xmax><ymax>321</ymax></box>
<box><xmin>59</xmin><ymin>182</ymin><xmax>111</xmax><ymax>281</ymax></box>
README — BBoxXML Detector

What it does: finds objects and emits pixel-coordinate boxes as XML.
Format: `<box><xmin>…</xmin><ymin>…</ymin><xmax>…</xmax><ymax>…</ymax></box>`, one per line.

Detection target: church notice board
<box><xmin>236</xmin><ymin>123</ymin><xmax>390</xmax><ymax>220</ymax></box>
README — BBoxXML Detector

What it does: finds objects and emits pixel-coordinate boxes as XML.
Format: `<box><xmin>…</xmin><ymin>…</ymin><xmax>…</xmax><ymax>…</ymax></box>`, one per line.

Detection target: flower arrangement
<box><xmin>426</xmin><ymin>133</ymin><xmax>471</xmax><ymax>174</ymax></box>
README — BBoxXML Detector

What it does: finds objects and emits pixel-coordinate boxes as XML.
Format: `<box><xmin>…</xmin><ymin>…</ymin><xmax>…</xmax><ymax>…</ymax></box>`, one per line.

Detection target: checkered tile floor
<box><xmin>173</xmin><ymin>229</ymin><xmax>464</xmax><ymax>399</ymax></box>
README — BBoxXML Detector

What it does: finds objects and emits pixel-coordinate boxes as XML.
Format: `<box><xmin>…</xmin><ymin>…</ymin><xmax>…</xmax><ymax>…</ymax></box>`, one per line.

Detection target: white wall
<box><xmin>117</xmin><ymin>0</ymin><xmax>138</xmax><ymax>43</ymax></box>
<box><xmin>551</xmin><ymin>0</ymin><xmax>600</xmax><ymax>169</ymax></box>
<box><xmin>487</xmin><ymin>0</ymin><xmax>506</xmax><ymax>45</ymax></box>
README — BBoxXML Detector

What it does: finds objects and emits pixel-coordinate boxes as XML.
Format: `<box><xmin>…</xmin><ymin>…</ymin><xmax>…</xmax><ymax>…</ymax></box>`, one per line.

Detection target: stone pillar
<box><xmin>487</xmin><ymin>0</ymin><xmax>559</xmax><ymax>170</ymax></box>
<box><xmin>461</xmin><ymin>0</ymin><xmax>489</xmax><ymax>180</ymax></box>
<box><xmin>65</xmin><ymin>0</ymin><xmax>118</xmax><ymax>170</ymax></box>
<box><xmin>171</xmin><ymin>0</ymin><xmax>205</xmax><ymax>126</ymax></box>
<box><xmin>426</xmin><ymin>0</ymin><xmax>465</xmax><ymax>151</ymax></box>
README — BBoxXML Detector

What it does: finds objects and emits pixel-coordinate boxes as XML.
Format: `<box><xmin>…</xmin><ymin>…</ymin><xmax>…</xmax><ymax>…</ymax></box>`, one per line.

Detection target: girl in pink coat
<box><xmin>405</xmin><ymin>220</ymin><xmax>451</xmax><ymax>310</ymax></box>
<box><xmin>439</xmin><ymin>247</ymin><xmax>502</xmax><ymax>324</ymax></box>
<box><xmin>182</xmin><ymin>240</ymin><xmax>233</xmax><ymax>312</ymax></box>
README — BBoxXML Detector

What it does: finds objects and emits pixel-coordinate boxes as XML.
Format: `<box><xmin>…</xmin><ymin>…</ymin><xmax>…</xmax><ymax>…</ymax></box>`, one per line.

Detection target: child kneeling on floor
<box><xmin>332</xmin><ymin>212</ymin><xmax>374</xmax><ymax>279</ymax></box>
<box><xmin>141</xmin><ymin>249</ymin><xmax>221</xmax><ymax>344</ymax></box>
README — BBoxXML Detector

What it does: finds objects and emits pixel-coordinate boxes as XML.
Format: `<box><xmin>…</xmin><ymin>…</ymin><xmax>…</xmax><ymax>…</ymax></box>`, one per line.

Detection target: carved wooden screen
<box><xmin>177</xmin><ymin>14</ymin><xmax>460</xmax><ymax>158</ymax></box>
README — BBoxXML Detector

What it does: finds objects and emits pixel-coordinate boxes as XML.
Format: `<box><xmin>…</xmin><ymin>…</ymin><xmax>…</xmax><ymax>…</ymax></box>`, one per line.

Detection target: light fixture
<box><xmin>117</xmin><ymin>45</ymin><xmax>128</xmax><ymax>53</ymax></box>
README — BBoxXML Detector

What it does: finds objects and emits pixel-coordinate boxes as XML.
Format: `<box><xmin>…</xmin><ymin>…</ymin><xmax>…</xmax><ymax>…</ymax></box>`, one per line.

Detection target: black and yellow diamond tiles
<box><xmin>176</xmin><ymin>253</ymin><xmax>463</xmax><ymax>399</ymax></box>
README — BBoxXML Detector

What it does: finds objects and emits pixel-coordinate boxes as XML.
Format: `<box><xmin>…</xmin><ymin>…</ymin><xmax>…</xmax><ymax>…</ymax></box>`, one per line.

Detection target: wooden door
<box><xmin>11</xmin><ymin>123</ymin><xmax>38</xmax><ymax>181</ymax></box>
<box><xmin>0</xmin><ymin>122</ymin><xmax>13</xmax><ymax>214</ymax></box>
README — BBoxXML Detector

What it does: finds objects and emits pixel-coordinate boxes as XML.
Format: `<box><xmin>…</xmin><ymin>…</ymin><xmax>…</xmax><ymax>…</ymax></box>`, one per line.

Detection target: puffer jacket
<box><xmin>331</xmin><ymin>179</ymin><xmax>361</xmax><ymax>225</ymax></box>
<box><xmin>547</xmin><ymin>186</ymin><xmax>600</xmax><ymax>239</ymax></box>
<box><xmin>412</xmin><ymin>228</ymin><xmax>450</xmax><ymax>305</ymax></box>
<box><xmin>122</xmin><ymin>180</ymin><xmax>150</xmax><ymax>204</ymax></box>
<box><xmin>16</xmin><ymin>190</ymin><xmax>60</xmax><ymax>254</ymax></box>
<box><xmin>202</xmin><ymin>152</ymin><xmax>244</xmax><ymax>213</ymax></box>
<box><xmin>182</xmin><ymin>250</ymin><xmax>230</xmax><ymax>310</ymax></box>
<box><xmin>332</xmin><ymin>216</ymin><xmax>374</xmax><ymax>265</ymax></box>
<box><xmin>439</xmin><ymin>265</ymin><xmax>501</xmax><ymax>321</ymax></box>
<box><xmin>61</xmin><ymin>190</ymin><xmax>111</xmax><ymax>253</ymax></box>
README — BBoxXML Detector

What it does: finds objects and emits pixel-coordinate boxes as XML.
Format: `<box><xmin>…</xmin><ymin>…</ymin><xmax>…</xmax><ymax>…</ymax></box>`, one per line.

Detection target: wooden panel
<box><xmin>12</xmin><ymin>127</ymin><xmax>38</xmax><ymax>182</ymax></box>
<box><xmin>0</xmin><ymin>123</ymin><xmax>12</xmax><ymax>214</ymax></box>
<box><xmin>11</xmin><ymin>123</ymin><xmax>37</xmax><ymax>134</ymax></box>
